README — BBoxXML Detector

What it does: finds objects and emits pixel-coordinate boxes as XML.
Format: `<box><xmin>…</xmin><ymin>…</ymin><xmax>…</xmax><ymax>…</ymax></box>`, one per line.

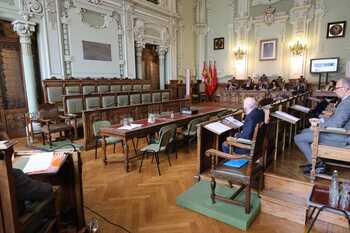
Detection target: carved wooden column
<box><xmin>158</xmin><ymin>46</ymin><xmax>167</xmax><ymax>90</ymax></box>
<box><xmin>12</xmin><ymin>20</ymin><xmax>38</xmax><ymax>114</ymax></box>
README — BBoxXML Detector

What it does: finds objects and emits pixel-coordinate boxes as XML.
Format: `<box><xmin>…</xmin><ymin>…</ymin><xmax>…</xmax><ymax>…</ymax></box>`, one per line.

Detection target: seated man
<box><xmin>0</xmin><ymin>131</ymin><xmax>53</xmax><ymax>232</ymax></box>
<box><xmin>294</xmin><ymin>78</ymin><xmax>350</xmax><ymax>174</ymax></box>
<box><xmin>222</xmin><ymin>97</ymin><xmax>265</xmax><ymax>154</ymax></box>
<box><xmin>242</xmin><ymin>76</ymin><xmax>254</xmax><ymax>90</ymax></box>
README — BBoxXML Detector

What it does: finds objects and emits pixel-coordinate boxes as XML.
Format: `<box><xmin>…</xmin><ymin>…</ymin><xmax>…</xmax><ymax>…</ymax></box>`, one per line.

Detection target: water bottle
<box><xmin>329</xmin><ymin>170</ymin><xmax>339</xmax><ymax>208</ymax></box>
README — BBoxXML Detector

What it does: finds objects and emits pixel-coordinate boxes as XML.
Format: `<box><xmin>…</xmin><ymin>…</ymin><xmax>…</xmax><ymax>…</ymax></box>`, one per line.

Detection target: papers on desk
<box><xmin>0</xmin><ymin>140</ymin><xmax>9</xmax><ymax>149</ymax></box>
<box><xmin>290</xmin><ymin>104</ymin><xmax>311</xmax><ymax>113</ymax></box>
<box><xmin>223</xmin><ymin>116</ymin><xmax>243</xmax><ymax>129</ymax></box>
<box><xmin>205</xmin><ymin>122</ymin><xmax>231</xmax><ymax>135</ymax></box>
<box><xmin>118</xmin><ymin>123</ymin><xmax>143</xmax><ymax>130</ymax></box>
<box><xmin>271</xmin><ymin>111</ymin><xmax>300</xmax><ymax>124</ymax></box>
<box><xmin>22</xmin><ymin>153</ymin><xmax>53</xmax><ymax>174</ymax></box>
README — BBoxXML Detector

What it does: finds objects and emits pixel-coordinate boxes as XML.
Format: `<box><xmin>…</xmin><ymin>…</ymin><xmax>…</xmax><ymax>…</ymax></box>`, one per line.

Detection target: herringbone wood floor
<box><xmin>79</xmin><ymin>140</ymin><xmax>348</xmax><ymax>233</ymax></box>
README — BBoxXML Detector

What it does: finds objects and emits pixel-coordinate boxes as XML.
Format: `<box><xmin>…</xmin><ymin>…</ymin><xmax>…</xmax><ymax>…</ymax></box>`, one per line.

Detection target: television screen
<box><xmin>310</xmin><ymin>57</ymin><xmax>339</xmax><ymax>73</ymax></box>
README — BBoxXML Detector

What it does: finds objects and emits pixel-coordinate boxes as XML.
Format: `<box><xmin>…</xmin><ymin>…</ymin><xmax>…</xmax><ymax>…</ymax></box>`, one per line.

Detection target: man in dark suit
<box><xmin>222</xmin><ymin>97</ymin><xmax>265</xmax><ymax>154</ymax></box>
<box><xmin>294</xmin><ymin>78</ymin><xmax>350</xmax><ymax>174</ymax></box>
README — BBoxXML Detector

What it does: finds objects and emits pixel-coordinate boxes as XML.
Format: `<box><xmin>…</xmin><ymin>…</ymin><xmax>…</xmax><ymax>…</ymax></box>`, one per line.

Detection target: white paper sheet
<box><xmin>274</xmin><ymin>111</ymin><xmax>300</xmax><ymax>124</ymax></box>
<box><xmin>205</xmin><ymin>122</ymin><xmax>231</xmax><ymax>135</ymax></box>
<box><xmin>23</xmin><ymin>153</ymin><xmax>53</xmax><ymax>173</ymax></box>
<box><xmin>290</xmin><ymin>104</ymin><xmax>310</xmax><ymax>113</ymax></box>
<box><xmin>224</xmin><ymin>116</ymin><xmax>244</xmax><ymax>128</ymax></box>
<box><xmin>118</xmin><ymin>123</ymin><xmax>143</xmax><ymax>130</ymax></box>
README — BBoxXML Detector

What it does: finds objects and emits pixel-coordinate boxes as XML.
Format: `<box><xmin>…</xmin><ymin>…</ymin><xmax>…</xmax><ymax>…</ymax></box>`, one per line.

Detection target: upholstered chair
<box><xmin>66</xmin><ymin>98</ymin><xmax>83</xmax><ymax>115</ymax></box>
<box><xmin>122</xmin><ymin>85</ymin><xmax>132</xmax><ymax>92</ymax></box>
<box><xmin>82</xmin><ymin>85</ymin><xmax>95</xmax><ymax>95</ymax></box>
<box><xmin>162</xmin><ymin>92</ymin><xmax>170</xmax><ymax>102</ymax></box>
<box><xmin>117</xmin><ymin>95</ymin><xmax>129</xmax><ymax>107</ymax></box>
<box><xmin>85</xmin><ymin>97</ymin><xmax>100</xmax><ymax>110</ymax></box>
<box><xmin>97</xmin><ymin>85</ymin><xmax>109</xmax><ymax>93</ymax></box>
<box><xmin>130</xmin><ymin>94</ymin><xmax>141</xmax><ymax>106</ymax></box>
<box><xmin>110</xmin><ymin>85</ymin><xmax>121</xmax><ymax>93</ymax></box>
<box><xmin>102</xmin><ymin>96</ymin><xmax>116</xmax><ymax>108</ymax></box>
<box><xmin>143</xmin><ymin>84</ymin><xmax>151</xmax><ymax>91</ymax></box>
<box><xmin>65</xmin><ymin>86</ymin><xmax>80</xmax><ymax>95</ymax></box>
<box><xmin>47</xmin><ymin>86</ymin><xmax>63</xmax><ymax>104</ymax></box>
<box><xmin>133</xmin><ymin>85</ymin><xmax>142</xmax><ymax>91</ymax></box>
<box><xmin>142</xmin><ymin>93</ymin><xmax>152</xmax><ymax>104</ymax></box>
<box><xmin>152</xmin><ymin>92</ymin><xmax>161</xmax><ymax>103</ymax></box>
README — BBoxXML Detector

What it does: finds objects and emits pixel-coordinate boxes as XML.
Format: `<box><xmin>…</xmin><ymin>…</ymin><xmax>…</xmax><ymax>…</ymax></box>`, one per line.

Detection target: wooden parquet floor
<box><xmin>78</xmin><ymin>140</ymin><xmax>349</xmax><ymax>233</ymax></box>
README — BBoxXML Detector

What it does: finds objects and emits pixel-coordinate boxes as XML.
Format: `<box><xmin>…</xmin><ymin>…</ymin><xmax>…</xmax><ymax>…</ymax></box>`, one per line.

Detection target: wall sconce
<box><xmin>233</xmin><ymin>46</ymin><xmax>247</xmax><ymax>60</ymax></box>
<box><xmin>289</xmin><ymin>39</ymin><xmax>307</xmax><ymax>56</ymax></box>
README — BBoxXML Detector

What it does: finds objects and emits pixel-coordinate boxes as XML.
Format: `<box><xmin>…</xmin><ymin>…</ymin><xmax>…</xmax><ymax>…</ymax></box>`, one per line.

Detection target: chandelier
<box><xmin>289</xmin><ymin>40</ymin><xmax>307</xmax><ymax>56</ymax></box>
<box><xmin>233</xmin><ymin>46</ymin><xmax>247</xmax><ymax>60</ymax></box>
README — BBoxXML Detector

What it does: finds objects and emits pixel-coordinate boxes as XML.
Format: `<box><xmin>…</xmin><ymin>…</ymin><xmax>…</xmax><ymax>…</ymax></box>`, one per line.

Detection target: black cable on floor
<box><xmin>84</xmin><ymin>205</ymin><xmax>132</xmax><ymax>233</ymax></box>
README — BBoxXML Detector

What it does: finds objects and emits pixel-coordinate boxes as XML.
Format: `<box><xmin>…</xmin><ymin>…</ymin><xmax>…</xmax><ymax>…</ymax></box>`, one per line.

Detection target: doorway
<box><xmin>0</xmin><ymin>20</ymin><xmax>41</xmax><ymax>137</ymax></box>
<box><xmin>142</xmin><ymin>44</ymin><xmax>159</xmax><ymax>90</ymax></box>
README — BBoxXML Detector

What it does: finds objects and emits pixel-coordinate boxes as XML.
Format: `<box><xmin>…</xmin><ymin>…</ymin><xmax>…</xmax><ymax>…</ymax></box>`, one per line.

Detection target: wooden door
<box><xmin>0</xmin><ymin>21</ymin><xmax>27</xmax><ymax>138</ymax></box>
<box><xmin>142</xmin><ymin>44</ymin><xmax>159</xmax><ymax>90</ymax></box>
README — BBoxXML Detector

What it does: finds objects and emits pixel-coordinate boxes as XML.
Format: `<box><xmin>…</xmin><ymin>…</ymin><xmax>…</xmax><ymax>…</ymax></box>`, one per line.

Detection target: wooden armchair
<box><xmin>38</xmin><ymin>103</ymin><xmax>75</xmax><ymax>145</ymax></box>
<box><xmin>310</xmin><ymin>119</ymin><xmax>350</xmax><ymax>182</ymax></box>
<box><xmin>0</xmin><ymin>141</ymin><xmax>61</xmax><ymax>233</ymax></box>
<box><xmin>205</xmin><ymin>123</ymin><xmax>266</xmax><ymax>214</ymax></box>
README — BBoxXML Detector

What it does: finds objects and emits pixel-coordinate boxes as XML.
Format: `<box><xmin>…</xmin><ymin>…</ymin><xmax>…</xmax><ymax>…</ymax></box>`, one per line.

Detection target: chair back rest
<box><xmin>85</xmin><ymin>97</ymin><xmax>100</xmax><ymax>110</ymax></box>
<box><xmin>47</xmin><ymin>86</ymin><xmax>63</xmax><ymax>104</ymax></box>
<box><xmin>133</xmin><ymin>85</ymin><xmax>142</xmax><ymax>91</ymax></box>
<box><xmin>250</xmin><ymin>123</ymin><xmax>267</xmax><ymax>161</ymax></box>
<box><xmin>141</xmin><ymin>93</ymin><xmax>151</xmax><ymax>104</ymax></box>
<box><xmin>158</xmin><ymin>126</ymin><xmax>174</xmax><ymax>151</ymax></box>
<box><xmin>200</xmin><ymin>115</ymin><xmax>210</xmax><ymax>123</ymax></box>
<box><xmin>110</xmin><ymin>85</ymin><xmax>121</xmax><ymax>92</ymax></box>
<box><xmin>159</xmin><ymin>124</ymin><xmax>177</xmax><ymax>143</ymax></box>
<box><xmin>82</xmin><ymin>85</ymin><xmax>95</xmax><ymax>95</ymax></box>
<box><xmin>161</xmin><ymin>92</ymin><xmax>170</xmax><ymax>102</ymax></box>
<box><xmin>143</xmin><ymin>84</ymin><xmax>151</xmax><ymax>91</ymax></box>
<box><xmin>199</xmin><ymin>83</ymin><xmax>205</xmax><ymax>92</ymax></box>
<box><xmin>117</xmin><ymin>95</ymin><xmax>129</xmax><ymax>107</ymax></box>
<box><xmin>130</xmin><ymin>94</ymin><xmax>141</xmax><ymax>105</ymax></box>
<box><xmin>122</xmin><ymin>85</ymin><xmax>132</xmax><ymax>92</ymax></box>
<box><xmin>186</xmin><ymin>118</ymin><xmax>202</xmax><ymax>136</ymax></box>
<box><xmin>97</xmin><ymin>85</ymin><xmax>109</xmax><ymax>93</ymax></box>
<box><xmin>67</xmin><ymin>98</ymin><xmax>83</xmax><ymax>114</ymax></box>
<box><xmin>38</xmin><ymin>103</ymin><xmax>59</xmax><ymax>121</ymax></box>
<box><xmin>102</xmin><ymin>96</ymin><xmax>115</xmax><ymax>108</ymax></box>
<box><xmin>152</xmin><ymin>92</ymin><xmax>161</xmax><ymax>103</ymax></box>
<box><xmin>92</xmin><ymin>120</ymin><xmax>111</xmax><ymax>136</ymax></box>
<box><xmin>65</xmin><ymin>86</ymin><xmax>80</xmax><ymax>95</ymax></box>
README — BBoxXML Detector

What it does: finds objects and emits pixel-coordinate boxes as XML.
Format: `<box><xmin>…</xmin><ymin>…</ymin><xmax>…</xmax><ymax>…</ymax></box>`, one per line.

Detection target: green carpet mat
<box><xmin>176</xmin><ymin>180</ymin><xmax>260</xmax><ymax>231</ymax></box>
<box><xmin>32</xmin><ymin>139</ymin><xmax>84</xmax><ymax>152</ymax></box>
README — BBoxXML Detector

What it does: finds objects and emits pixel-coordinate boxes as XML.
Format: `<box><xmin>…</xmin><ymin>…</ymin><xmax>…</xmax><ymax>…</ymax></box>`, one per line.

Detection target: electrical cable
<box><xmin>84</xmin><ymin>205</ymin><xmax>132</xmax><ymax>233</ymax></box>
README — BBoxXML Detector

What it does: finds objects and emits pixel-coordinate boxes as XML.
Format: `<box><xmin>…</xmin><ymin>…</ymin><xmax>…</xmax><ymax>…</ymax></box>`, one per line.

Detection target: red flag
<box><xmin>207</xmin><ymin>62</ymin><xmax>213</xmax><ymax>95</ymax></box>
<box><xmin>211</xmin><ymin>61</ymin><xmax>218</xmax><ymax>95</ymax></box>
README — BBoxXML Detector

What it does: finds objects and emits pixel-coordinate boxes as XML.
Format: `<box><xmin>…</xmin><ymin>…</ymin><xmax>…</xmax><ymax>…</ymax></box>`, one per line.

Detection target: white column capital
<box><xmin>157</xmin><ymin>46</ymin><xmax>168</xmax><ymax>58</ymax></box>
<box><xmin>12</xmin><ymin>20</ymin><xmax>36</xmax><ymax>44</ymax></box>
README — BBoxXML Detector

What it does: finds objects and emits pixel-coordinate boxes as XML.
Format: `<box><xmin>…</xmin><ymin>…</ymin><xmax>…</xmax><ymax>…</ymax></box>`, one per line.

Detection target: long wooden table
<box><xmin>99</xmin><ymin>106</ymin><xmax>225</xmax><ymax>172</ymax></box>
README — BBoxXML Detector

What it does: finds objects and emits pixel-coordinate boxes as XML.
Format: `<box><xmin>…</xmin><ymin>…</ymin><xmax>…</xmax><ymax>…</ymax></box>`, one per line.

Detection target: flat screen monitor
<box><xmin>310</xmin><ymin>57</ymin><xmax>339</xmax><ymax>73</ymax></box>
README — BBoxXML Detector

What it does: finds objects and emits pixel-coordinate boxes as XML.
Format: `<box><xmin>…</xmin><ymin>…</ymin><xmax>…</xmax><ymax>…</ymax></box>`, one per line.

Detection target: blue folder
<box><xmin>224</xmin><ymin>159</ymin><xmax>248</xmax><ymax>168</ymax></box>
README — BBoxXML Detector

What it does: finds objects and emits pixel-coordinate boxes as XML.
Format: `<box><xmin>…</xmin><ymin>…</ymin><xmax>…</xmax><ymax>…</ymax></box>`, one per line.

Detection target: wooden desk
<box><xmin>13</xmin><ymin>150</ymin><xmax>86</xmax><ymax>231</ymax></box>
<box><xmin>100</xmin><ymin>106</ymin><xmax>225</xmax><ymax>172</ymax></box>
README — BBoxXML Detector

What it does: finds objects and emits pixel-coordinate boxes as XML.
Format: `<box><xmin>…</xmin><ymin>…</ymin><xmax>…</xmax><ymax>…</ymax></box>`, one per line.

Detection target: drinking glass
<box><xmin>88</xmin><ymin>218</ymin><xmax>99</xmax><ymax>233</ymax></box>
<box><xmin>340</xmin><ymin>183</ymin><xmax>350</xmax><ymax>210</ymax></box>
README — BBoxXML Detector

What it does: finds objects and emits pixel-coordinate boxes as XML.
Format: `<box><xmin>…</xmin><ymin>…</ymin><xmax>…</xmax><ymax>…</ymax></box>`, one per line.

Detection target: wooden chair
<box><xmin>205</xmin><ymin>123</ymin><xmax>266</xmax><ymax>214</ymax></box>
<box><xmin>25</xmin><ymin>112</ymin><xmax>42</xmax><ymax>146</ymax></box>
<box><xmin>0</xmin><ymin>142</ymin><xmax>61</xmax><ymax>233</ymax></box>
<box><xmin>139</xmin><ymin>126</ymin><xmax>174</xmax><ymax>175</ymax></box>
<box><xmin>310</xmin><ymin>119</ymin><xmax>350</xmax><ymax>182</ymax></box>
<box><xmin>92</xmin><ymin>120</ymin><xmax>124</xmax><ymax>160</ymax></box>
<box><xmin>38</xmin><ymin>103</ymin><xmax>74</xmax><ymax>145</ymax></box>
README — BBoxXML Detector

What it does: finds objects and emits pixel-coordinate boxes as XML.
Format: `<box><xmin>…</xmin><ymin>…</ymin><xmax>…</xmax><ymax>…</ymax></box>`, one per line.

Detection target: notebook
<box><xmin>224</xmin><ymin>159</ymin><xmax>248</xmax><ymax>168</ymax></box>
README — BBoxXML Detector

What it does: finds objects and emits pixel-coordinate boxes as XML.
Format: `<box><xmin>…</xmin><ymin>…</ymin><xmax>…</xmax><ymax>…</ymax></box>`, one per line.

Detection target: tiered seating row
<box><xmin>42</xmin><ymin>78</ymin><xmax>152</xmax><ymax>105</ymax></box>
<box><xmin>63</xmin><ymin>90</ymin><xmax>170</xmax><ymax>115</ymax></box>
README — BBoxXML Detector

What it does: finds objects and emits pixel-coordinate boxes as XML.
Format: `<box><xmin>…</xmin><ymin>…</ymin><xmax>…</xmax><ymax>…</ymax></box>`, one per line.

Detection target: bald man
<box><xmin>222</xmin><ymin>97</ymin><xmax>265</xmax><ymax>154</ymax></box>
<box><xmin>295</xmin><ymin>78</ymin><xmax>350</xmax><ymax>173</ymax></box>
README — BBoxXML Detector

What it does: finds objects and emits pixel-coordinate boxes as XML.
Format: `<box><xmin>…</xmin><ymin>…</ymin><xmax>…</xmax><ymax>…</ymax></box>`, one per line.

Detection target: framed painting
<box><xmin>259</xmin><ymin>39</ymin><xmax>277</xmax><ymax>61</ymax></box>
<box><xmin>213</xmin><ymin>37</ymin><xmax>224</xmax><ymax>50</ymax></box>
<box><xmin>327</xmin><ymin>21</ymin><xmax>346</xmax><ymax>38</ymax></box>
